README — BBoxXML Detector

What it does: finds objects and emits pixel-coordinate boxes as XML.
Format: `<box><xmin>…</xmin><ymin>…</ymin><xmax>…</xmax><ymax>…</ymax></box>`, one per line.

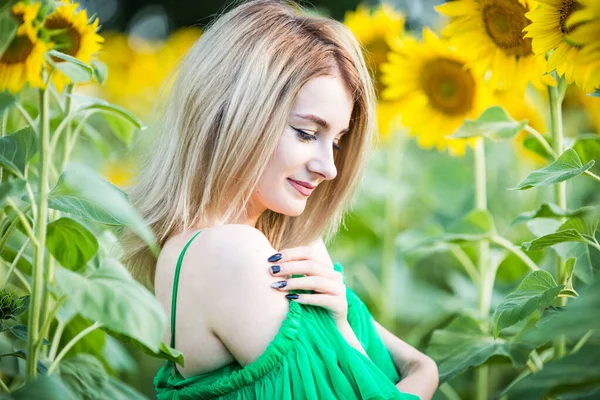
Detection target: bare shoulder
<box><xmin>188</xmin><ymin>224</ymin><xmax>291</xmax><ymax>366</ymax></box>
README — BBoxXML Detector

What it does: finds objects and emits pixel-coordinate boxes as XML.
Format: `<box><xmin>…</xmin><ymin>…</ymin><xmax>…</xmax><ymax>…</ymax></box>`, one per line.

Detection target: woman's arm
<box><xmin>374</xmin><ymin>320</ymin><xmax>439</xmax><ymax>400</ymax></box>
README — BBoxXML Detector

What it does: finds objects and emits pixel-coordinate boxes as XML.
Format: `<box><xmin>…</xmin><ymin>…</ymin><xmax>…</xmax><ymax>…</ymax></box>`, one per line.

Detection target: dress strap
<box><xmin>170</xmin><ymin>229</ymin><xmax>204</xmax><ymax>349</ymax></box>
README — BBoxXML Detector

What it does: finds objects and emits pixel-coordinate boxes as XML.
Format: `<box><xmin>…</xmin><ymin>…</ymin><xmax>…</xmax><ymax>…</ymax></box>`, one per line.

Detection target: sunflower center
<box><xmin>44</xmin><ymin>16</ymin><xmax>81</xmax><ymax>58</ymax></box>
<box><xmin>481</xmin><ymin>0</ymin><xmax>532</xmax><ymax>57</ymax></box>
<box><xmin>419</xmin><ymin>58</ymin><xmax>475</xmax><ymax>116</ymax></box>
<box><xmin>0</xmin><ymin>35</ymin><xmax>35</xmax><ymax>65</ymax></box>
<box><xmin>559</xmin><ymin>0</ymin><xmax>583</xmax><ymax>34</ymax></box>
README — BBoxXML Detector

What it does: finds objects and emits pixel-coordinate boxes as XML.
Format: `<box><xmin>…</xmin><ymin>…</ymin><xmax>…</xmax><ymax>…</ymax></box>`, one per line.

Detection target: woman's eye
<box><xmin>293</xmin><ymin>127</ymin><xmax>341</xmax><ymax>152</ymax></box>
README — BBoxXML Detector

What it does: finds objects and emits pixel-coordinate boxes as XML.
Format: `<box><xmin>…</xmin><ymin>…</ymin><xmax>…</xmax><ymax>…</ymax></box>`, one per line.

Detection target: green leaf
<box><xmin>501</xmin><ymin>345</ymin><xmax>600</xmax><ymax>399</ymax></box>
<box><xmin>0</xmin><ymin>177</ymin><xmax>26</xmax><ymax>208</ymax></box>
<box><xmin>8</xmin><ymin>325</ymin><xmax>50</xmax><ymax>344</ymax></box>
<box><xmin>427</xmin><ymin>315</ymin><xmax>531</xmax><ymax>383</ymax></box>
<box><xmin>509</xmin><ymin>203</ymin><xmax>590</xmax><ymax>227</ymax></box>
<box><xmin>46</xmin><ymin>217</ymin><xmax>98</xmax><ymax>271</ymax></box>
<box><xmin>492</xmin><ymin>270</ymin><xmax>564</xmax><ymax>338</ymax></box>
<box><xmin>102</xmin><ymin>327</ymin><xmax>185</xmax><ymax>366</ymax></box>
<box><xmin>0</xmin><ymin>13</ymin><xmax>18</xmax><ymax>58</ymax></box>
<box><xmin>58</xmin><ymin>354</ymin><xmax>109</xmax><ymax>399</ymax></box>
<box><xmin>522</xmin><ymin>135</ymin><xmax>554</xmax><ymax>161</ymax></box>
<box><xmin>58</xmin><ymin>314</ymin><xmax>106</xmax><ymax>361</ymax></box>
<box><xmin>0</xmin><ymin>91</ymin><xmax>16</xmax><ymax>114</ymax></box>
<box><xmin>9</xmin><ymin>374</ymin><xmax>77</xmax><ymax>400</ymax></box>
<box><xmin>103</xmin><ymin>376</ymin><xmax>148</xmax><ymax>400</ymax></box>
<box><xmin>448</xmin><ymin>106</ymin><xmax>527</xmax><ymax>140</ymax></box>
<box><xmin>68</xmin><ymin>94</ymin><xmax>144</xmax><ymax>130</ymax></box>
<box><xmin>45</xmin><ymin>50</ymin><xmax>93</xmax><ymax>83</ymax></box>
<box><xmin>55</xmin><ymin>258</ymin><xmax>166</xmax><ymax>353</ymax></box>
<box><xmin>521</xmin><ymin>278</ymin><xmax>600</xmax><ymax>345</ymax></box>
<box><xmin>560</xmin><ymin>257</ymin><xmax>579</xmax><ymax>298</ymax></box>
<box><xmin>0</xmin><ymin>127</ymin><xmax>38</xmax><ymax>179</ymax></box>
<box><xmin>0</xmin><ymin>349</ymin><xmax>47</xmax><ymax>374</ymax></box>
<box><xmin>509</xmin><ymin>148</ymin><xmax>595</xmax><ymax>190</ymax></box>
<box><xmin>572</xmin><ymin>134</ymin><xmax>600</xmax><ymax>165</ymax></box>
<box><xmin>30</xmin><ymin>162</ymin><xmax>158</xmax><ymax>256</ymax></box>
<box><xmin>555</xmin><ymin>242</ymin><xmax>594</xmax><ymax>284</ymax></box>
<box><xmin>522</xmin><ymin>229</ymin><xmax>591</xmax><ymax>251</ymax></box>
<box><xmin>90</xmin><ymin>60</ymin><xmax>108</xmax><ymax>85</ymax></box>
<box><xmin>438</xmin><ymin>209</ymin><xmax>496</xmax><ymax>243</ymax></box>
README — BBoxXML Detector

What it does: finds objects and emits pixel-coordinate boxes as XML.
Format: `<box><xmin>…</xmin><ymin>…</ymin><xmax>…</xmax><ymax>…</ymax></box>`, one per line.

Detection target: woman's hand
<box><xmin>267</xmin><ymin>246</ymin><xmax>348</xmax><ymax>324</ymax></box>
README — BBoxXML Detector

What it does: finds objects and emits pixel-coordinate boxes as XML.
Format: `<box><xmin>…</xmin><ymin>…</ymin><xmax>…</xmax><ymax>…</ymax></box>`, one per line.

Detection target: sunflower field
<box><xmin>0</xmin><ymin>0</ymin><xmax>599</xmax><ymax>399</ymax></box>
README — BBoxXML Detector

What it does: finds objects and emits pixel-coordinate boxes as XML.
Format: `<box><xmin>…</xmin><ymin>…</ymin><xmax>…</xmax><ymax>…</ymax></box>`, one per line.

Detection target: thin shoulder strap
<box><xmin>170</xmin><ymin>229</ymin><xmax>204</xmax><ymax>349</ymax></box>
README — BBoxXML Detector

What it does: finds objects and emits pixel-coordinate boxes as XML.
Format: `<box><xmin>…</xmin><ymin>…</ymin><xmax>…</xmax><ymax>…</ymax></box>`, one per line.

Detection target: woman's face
<box><xmin>250</xmin><ymin>74</ymin><xmax>353</xmax><ymax>219</ymax></box>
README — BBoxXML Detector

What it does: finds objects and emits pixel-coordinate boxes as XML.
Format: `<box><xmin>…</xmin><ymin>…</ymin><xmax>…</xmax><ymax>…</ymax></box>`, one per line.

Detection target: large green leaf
<box><xmin>0</xmin><ymin>127</ymin><xmax>38</xmax><ymax>179</ymax></box>
<box><xmin>45</xmin><ymin>50</ymin><xmax>93</xmax><ymax>83</ymax></box>
<box><xmin>46</xmin><ymin>217</ymin><xmax>98</xmax><ymax>271</ymax></box>
<box><xmin>448</xmin><ymin>106</ymin><xmax>527</xmax><ymax>140</ymax></box>
<box><xmin>0</xmin><ymin>177</ymin><xmax>26</xmax><ymax>208</ymax></box>
<box><xmin>572</xmin><ymin>134</ymin><xmax>600</xmax><ymax>164</ymax></box>
<box><xmin>509</xmin><ymin>203</ymin><xmax>590</xmax><ymax>227</ymax></box>
<box><xmin>501</xmin><ymin>345</ymin><xmax>600</xmax><ymax>399</ymax></box>
<box><xmin>55</xmin><ymin>258</ymin><xmax>165</xmax><ymax>353</ymax></box>
<box><xmin>103</xmin><ymin>328</ymin><xmax>184</xmax><ymax>367</ymax></box>
<box><xmin>554</xmin><ymin>241</ymin><xmax>594</xmax><ymax>284</ymax></box>
<box><xmin>427</xmin><ymin>315</ymin><xmax>531</xmax><ymax>383</ymax></box>
<box><xmin>103</xmin><ymin>376</ymin><xmax>148</xmax><ymax>400</ymax></box>
<box><xmin>509</xmin><ymin>148</ymin><xmax>595</xmax><ymax>190</ymax></box>
<box><xmin>9</xmin><ymin>375</ymin><xmax>77</xmax><ymax>400</ymax></box>
<box><xmin>492</xmin><ymin>270</ymin><xmax>564</xmax><ymax>338</ymax></box>
<box><xmin>522</xmin><ymin>211</ymin><xmax>599</xmax><ymax>252</ymax></box>
<box><xmin>58</xmin><ymin>354</ymin><xmax>109</xmax><ymax>400</ymax></box>
<box><xmin>28</xmin><ymin>162</ymin><xmax>158</xmax><ymax>256</ymax></box>
<box><xmin>521</xmin><ymin>278</ymin><xmax>600</xmax><ymax>345</ymax></box>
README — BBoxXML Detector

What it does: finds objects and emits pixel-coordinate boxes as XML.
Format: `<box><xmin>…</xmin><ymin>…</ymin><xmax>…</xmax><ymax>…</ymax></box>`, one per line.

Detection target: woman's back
<box><xmin>153</xmin><ymin>225</ymin><xmax>421</xmax><ymax>399</ymax></box>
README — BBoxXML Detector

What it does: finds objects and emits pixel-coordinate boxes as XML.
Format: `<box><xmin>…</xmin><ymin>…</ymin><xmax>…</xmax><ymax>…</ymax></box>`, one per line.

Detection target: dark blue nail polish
<box><xmin>286</xmin><ymin>294</ymin><xmax>299</xmax><ymax>300</ymax></box>
<box><xmin>268</xmin><ymin>253</ymin><xmax>282</xmax><ymax>262</ymax></box>
<box><xmin>271</xmin><ymin>265</ymin><xmax>281</xmax><ymax>274</ymax></box>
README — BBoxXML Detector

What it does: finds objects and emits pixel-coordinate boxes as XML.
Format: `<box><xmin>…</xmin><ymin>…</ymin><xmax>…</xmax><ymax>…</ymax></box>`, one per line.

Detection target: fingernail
<box><xmin>270</xmin><ymin>280</ymin><xmax>287</xmax><ymax>288</ymax></box>
<box><xmin>271</xmin><ymin>265</ymin><xmax>281</xmax><ymax>274</ymax></box>
<box><xmin>285</xmin><ymin>294</ymin><xmax>299</xmax><ymax>300</ymax></box>
<box><xmin>268</xmin><ymin>253</ymin><xmax>282</xmax><ymax>262</ymax></box>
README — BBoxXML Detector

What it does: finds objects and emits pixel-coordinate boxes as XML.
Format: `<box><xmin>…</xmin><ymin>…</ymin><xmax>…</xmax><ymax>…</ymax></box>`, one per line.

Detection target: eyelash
<box><xmin>292</xmin><ymin>127</ymin><xmax>341</xmax><ymax>151</ymax></box>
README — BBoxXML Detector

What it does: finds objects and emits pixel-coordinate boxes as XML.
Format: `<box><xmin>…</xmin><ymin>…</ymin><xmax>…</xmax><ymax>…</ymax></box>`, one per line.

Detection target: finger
<box><xmin>267</xmin><ymin>245</ymin><xmax>315</xmax><ymax>264</ymax></box>
<box><xmin>272</xmin><ymin>276</ymin><xmax>342</xmax><ymax>295</ymax></box>
<box><xmin>270</xmin><ymin>260</ymin><xmax>339</xmax><ymax>279</ymax></box>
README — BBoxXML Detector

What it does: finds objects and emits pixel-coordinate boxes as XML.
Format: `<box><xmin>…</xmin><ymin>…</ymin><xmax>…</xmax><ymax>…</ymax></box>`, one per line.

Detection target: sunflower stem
<box><xmin>524</xmin><ymin>125</ymin><xmax>557</xmax><ymax>158</ymax></box>
<box><xmin>47</xmin><ymin>321</ymin><xmax>103</xmax><ymax>375</ymax></box>
<box><xmin>25</xmin><ymin>83</ymin><xmax>51</xmax><ymax>382</ymax></box>
<box><xmin>474</xmin><ymin>138</ymin><xmax>491</xmax><ymax>400</ymax></box>
<box><xmin>548</xmin><ymin>79</ymin><xmax>567</xmax><ymax>359</ymax></box>
<box><xmin>379</xmin><ymin>132</ymin><xmax>406</xmax><ymax>329</ymax></box>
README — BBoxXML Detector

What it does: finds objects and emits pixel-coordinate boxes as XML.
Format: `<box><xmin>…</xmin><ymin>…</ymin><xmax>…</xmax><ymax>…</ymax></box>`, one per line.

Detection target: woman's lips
<box><xmin>287</xmin><ymin>178</ymin><xmax>313</xmax><ymax>196</ymax></box>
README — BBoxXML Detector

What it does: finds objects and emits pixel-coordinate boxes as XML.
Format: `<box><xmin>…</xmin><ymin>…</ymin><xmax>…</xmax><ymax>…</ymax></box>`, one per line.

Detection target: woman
<box><xmin>120</xmin><ymin>0</ymin><xmax>439</xmax><ymax>398</ymax></box>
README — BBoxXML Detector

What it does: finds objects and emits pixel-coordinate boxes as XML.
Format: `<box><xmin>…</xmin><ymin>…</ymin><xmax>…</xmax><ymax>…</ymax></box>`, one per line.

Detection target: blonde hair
<box><xmin>119</xmin><ymin>0</ymin><xmax>378</xmax><ymax>289</ymax></box>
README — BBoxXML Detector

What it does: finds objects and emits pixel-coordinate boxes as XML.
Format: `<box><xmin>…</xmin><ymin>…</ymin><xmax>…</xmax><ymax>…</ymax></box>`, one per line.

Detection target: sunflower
<box><xmin>380</xmin><ymin>28</ymin><xmax>492</xmax><ymax>157</ymax></box>
<box><xmin>95</xmin><ymin>28</ymin><xmax>201</xmax><ymax>118</ymax></box>
<box><xmin>0</xmin><ymin>3</ymin><xmax>51</xmax><ymax>94</ymax></box>
<box><xmin>344</xmin><ymin>3</ymin><xmax>406</xmax><ymax>141</ymax></box>
<box><xmin>43</xmin><ymin>0</ymin><xmax>104</xmax><ymax>92</ymax></box>
<box><xmin>565</xmin><ymin>0</ymin><xmax>600</xmax><ymax>93</ymax></box>
<box><xmin>436</xmin><ymin>0</ymin><xmax>555</xmax><ymax>94</ymax></box>
<box><xmin>523</xmin><ymin>0</ymin><xmax>594</xmax><ymax>92</ymax></box>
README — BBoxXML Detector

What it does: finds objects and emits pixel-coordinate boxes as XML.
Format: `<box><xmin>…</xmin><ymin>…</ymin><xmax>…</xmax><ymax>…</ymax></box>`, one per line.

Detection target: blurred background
<box><xmin>2</xmin><ymin>0</ymin><xmax>597</xmax><ymax>398</ymax></box>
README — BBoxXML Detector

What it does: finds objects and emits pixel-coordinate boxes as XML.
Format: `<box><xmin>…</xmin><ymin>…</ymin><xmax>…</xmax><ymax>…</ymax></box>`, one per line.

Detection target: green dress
<box><xmin>154</xmin><ymin>230</ymin><xmax>420</xmax><ymax>400</ymax></box>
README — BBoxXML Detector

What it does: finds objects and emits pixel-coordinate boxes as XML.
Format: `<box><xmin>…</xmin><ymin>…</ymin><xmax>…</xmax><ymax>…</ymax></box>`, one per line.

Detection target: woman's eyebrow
<box><xmin>292</xmin><ymin>113</ymin><xmax>349</xmax><ymax>134</ymax></box>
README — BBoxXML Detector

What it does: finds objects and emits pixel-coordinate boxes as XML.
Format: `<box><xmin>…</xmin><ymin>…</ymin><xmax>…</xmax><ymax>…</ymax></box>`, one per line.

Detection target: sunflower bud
<box><xmin>0</xmin><ymin>290</ymin><xmax>29</xmax><ymax>321</ymax></box>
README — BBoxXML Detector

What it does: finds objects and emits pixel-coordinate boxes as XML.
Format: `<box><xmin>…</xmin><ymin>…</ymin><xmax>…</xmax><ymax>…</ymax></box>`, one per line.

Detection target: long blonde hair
<box><xmin>119</xmin><ymin>0</ymin><xmax>378</xmax><ymax>289</ymax></box>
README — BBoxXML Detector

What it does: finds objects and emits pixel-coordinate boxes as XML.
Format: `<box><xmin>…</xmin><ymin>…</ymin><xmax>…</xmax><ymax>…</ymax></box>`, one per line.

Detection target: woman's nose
<box><xmin>308</xmin><ymin>144</ymin><xmax>337</xmax><ymax>181</ymax></box>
